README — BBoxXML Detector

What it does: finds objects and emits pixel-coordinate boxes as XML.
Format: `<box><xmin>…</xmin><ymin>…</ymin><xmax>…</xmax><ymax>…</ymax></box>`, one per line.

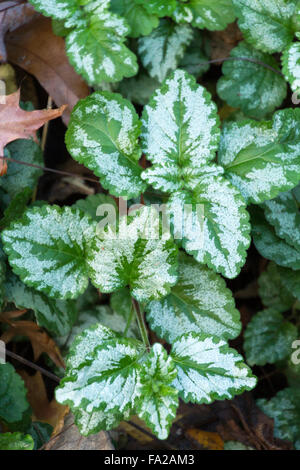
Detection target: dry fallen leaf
<box><xmin>209</xmin><ymin>22</ymin><xmax>243</xmax><ymax>63</ymax></box>
<box><xmin>44</xmin><ymin>413</ymin><xmax>114</xmax><ymax>450</ymax></box>
<box><xmin>0</xmin><ymin>88</ymin><xmax>66</xmax><ymax>173</ymax></box>
<box><xmin>0</xmin><ymin>1</ymin><xmax>38</xmax><ymax>61</ymax></box>
<box><xmin>19</xmin><ymin>371</ymin><xmax>68</xmax><ymax>434</ymax></box>
<box><xmin>0</xmin><ymin>318</ymin><xmax>65</xmax><ymax>368</ymax></box>
<box><xmin>0</xmin><ymin>88</ymin><xmax>66</xmax><ymax>154</ymax></box>
<box><xmin>213</xmin><ymin>394</ymin><xmax>292</xmax><ymax>450</ymax></box>
<box><xmin>6</xmin><ymin>17</ymin><xmax>90</xmax><ymax>125</ymax></box>
<box><xmin>186</xmin><ymin>428</ymin><xmax>224</xmax><ymax>450</ymax></box>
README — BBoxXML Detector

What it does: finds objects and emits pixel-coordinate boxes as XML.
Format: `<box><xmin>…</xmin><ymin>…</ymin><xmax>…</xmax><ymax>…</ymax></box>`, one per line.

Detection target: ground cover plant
<box><xmin>0</xmin><ymin>0</ymin><xmax>300</xmax><ymax>451</ymax></box>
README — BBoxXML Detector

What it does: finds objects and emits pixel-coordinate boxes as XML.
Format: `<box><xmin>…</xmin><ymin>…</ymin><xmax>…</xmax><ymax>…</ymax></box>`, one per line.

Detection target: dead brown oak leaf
<box><xmin>0</xmin><ymin>316</ymin><xmax>65</xmax><ymax>369</ymax></box>
<box><xmin>6</xmin><ymin>17</ymin><xmax>90</xmax><ymax>125</ymax></box>
<box><xmin>0</xmin><ymin>1</ymin><xmax>38</xmax><ymax>61</ymax></box>
<box><xmin>19</xmin><ymin>371</ymin><xmax>68</xmax><ymax>433</ymax></box>
<box><xmin>0</xmin><ymin>88</ymin><xmax>66</xmax><ymax>174</ymax></box>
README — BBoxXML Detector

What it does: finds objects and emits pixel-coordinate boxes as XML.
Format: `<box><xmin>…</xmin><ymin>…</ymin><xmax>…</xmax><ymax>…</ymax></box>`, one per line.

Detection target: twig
<box><xmin>0</xmin><ymin>1</ymin><xmax>27</xmax><ymax>13</ymax></box>
<box><xmin>0</xmin><ymin>155</ymin><xmax>100</xmax><ymax>184</ymax></box>
<box><xmin>132</xmin><ymin>299</ymin><xmax>150</xmax><ymax>351</ymax></box>
<box><xmin>5</xmin><ymin>349</ymin><xmax>61</xmax><ymax>383</ymax></box>
<box><xmin>41</xmin><ymin>96</ymin><xmax>53</xmax><ymax>152</ymax></box>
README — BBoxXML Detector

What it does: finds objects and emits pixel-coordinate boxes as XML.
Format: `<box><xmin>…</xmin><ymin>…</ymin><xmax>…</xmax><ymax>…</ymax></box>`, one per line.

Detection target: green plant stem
<box><xmin>123</xmin><ymin>304</ymin><xmax>134</xmax><ymax>337</ymax></box>
<box><xmin>132</xmin><ymin>298</ymin><xmax>150</xmax><ymax>350</ymax></box>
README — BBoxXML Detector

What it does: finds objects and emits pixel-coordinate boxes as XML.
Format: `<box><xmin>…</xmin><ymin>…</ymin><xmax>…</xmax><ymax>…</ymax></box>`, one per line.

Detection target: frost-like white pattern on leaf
<box><xmin>29</xmin><ymin>0</ymin><xmax>77</xmax><ymax>20</ymax></box>
<box><xmin>282</xmin><ymin>40</ymin><xmax>300</xmax><ymax>92</ymax></box>
<box><xmin>263</xmin><ymin>191</ymin><xmax>300</xmax><ymax>251</ymax></box>
<box><xmin>244</xmin><ymin>308</ymin><xmax>297</xmax><ymax>366</ymax></box>
<box><xmin>233</xmin><ymin>0</ymin><xmax>296</xmax><ymax>53</ymax></box>
<box><xmin>141</xmin><ymin>70</ymin><xmax>220</xmax><ymax>192</ymax></box>
<box><xmin>56</xmin><ymin>328</ymin><xmax>145</xmax><ymax>426</ymax></box>
<box><xmin>66</xmin><ymin>323</ymin><xmax>117</xmax><ymax>370</ymax></box>
<box><xmin>86</xmin><ymin>206</ymin><xmax>178</xmax><ymax>302</ymax></box>
<box><xmin>146</xmin><ymin>252</ymin><xmax>241</xmax><ymax>343</ymax></box>
<box><xmin>217</xmin><ymin>41</ymin><xmax>287</xmax><ymax>119</ymax></box>
<box><xmin>66</xmin><ymin>91</ymin><xmax>146</xmax><ymax>199</ymax></box>
<box><xmin>30</xmin><ymin>0</ymin><xmax>138</xmax><ymax>85</ymax></box>
<box><xmin>74</xmin><ymin>407</ymin><xmax>124</xmax><ymax>436</ymax></box>
<box><xmin>188</xmin><ymin>0</ymin><xmax>236</xmax><ymax>30</ymax></box>
<box><xmin>168</xmin><ymin>176</ymin><xmax>251</xmax><ymax>279</ymax></box>
<box><xmin>5</xmin><ymin>272</ymin><xmax>77</xmax><ymax>337</ymax></box>
<box><xmin>1</xmin><ymin>205</ymin><xmax>96</xmax><ymax>300</ymax></box>
<box><xmin>171</xmin><ymin>332</ymin><xmax>256</xmax><ymax>404</ymax></box>
<box><xmin>219</xmin><ymin>109</ymin><xmax>300</xmax><ymax>204</ymax></box>
<box><xmin>136</xmin><ymin>344</ymin><xmax>178</xmax><ymax>440</ymax></box>
<box><xmin>172</xmin><ymin>3</ymin><xmax>193</xmax><ymax>23</ymax></box>
<box><xmin>138</xmin><ymin>21</ymin><xmax>193</xmax><ymax>83</ymax></box>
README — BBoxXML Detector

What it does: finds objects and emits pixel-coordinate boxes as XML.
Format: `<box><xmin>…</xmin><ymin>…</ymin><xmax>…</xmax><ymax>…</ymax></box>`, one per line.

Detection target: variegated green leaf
<box><xmin>66</xmin><ymin>92</ymin><xmax>146</xmax><ymax>199</ymax></box>
<box><xmin>244</xmin><ymin>309</ymin><xmax>297</xmax><ymax>366</ymax></box>
<box><xmin>251</xmin><ymin>206</ymin><xmax>300</xmax><ymax>270</ymax></box>
<box><xmin>0</xmin><ymin>363</ymin><xmax>30</xmax><ymax>425</ymax></box>
<box><xmin>56</xmin><ymin>305</ymin><xmax>139</xmax><ymax>351</ymax></box>
<box><xmin>263</xmin><ymin>190</ymin><xmax>300</xmax><ymax>252</ymax></box>
<box><xmin>0</xmin><ymin>260</ymin><xmax>6</xmax><ymax>310</ymax></box>
<box><xmin>219</xmin><ymin>109</ymin><xmax>300</xmax><ymax>204</ymax></box>
<box><xmin>0</xmin><ymin>139</ymin><xmax>43</xmax><ymax>200</ymax></box>
<box><xmin>168</xmin><ymin>175</ymin><xmax>251</xmax><ymax>279</ymax></box>
<box><xmin>28</xmin><ymin>0</ymin><xmax>78</xmax><ymax>20</ymax></box>
<box><xmin>146</xmin><ymin>252</ymin><xmax>241</xmax><ymax>343</ymax></box>
<box><xmin>141</xmin><ymin>70</ymin><xmax>220</xmax><ymax>192</ymax></box>
<box><xmin>258</xmin><ymin>263</ymin><xmax>294</xmax><ymax>312</ymax></box>
<box><xmin>110</xmin><ymin>287</ymin><xmax>132</xmax><ymax>318</ymax></box>
<box><xmin>72</xmin><ymin>193</ymin><xmax>118</xmax><ymax>222</ymax></box>
<box><xmin>73</xmin><ymin>407</ymin><xmax>122</xmax><ymax>436</ymax></box>
<box><xmin>138</xmin><ymin>21</ymin><xmax>193</xmax><ymax>83</ymax></box>
<box><xmin>188</xmin><ymin>0</ymin><xmax>236</xmax><ymax>30</ymax></box>
<box><xmin>170</xmin><ymin>332</ymin><xmax>256</xmax><ymax>404</ymax></box>
<box><xmin>136</xmin><ymin>0</ymin><xmax>177</xmax><ymax>17</ymax></box>
<box><xmin>0</xmin><ymin>188</ymin><xmax>33</xmax><ymax>230</ymax></box>
<box><xmin>110</xmin><ymin>0</ymin><xmax>159</xmax><ymax>38</ymax></box>
<box><xmin>135</xmin><ymin>344</ymin><xmax>178</xmax><ymax>440</ymax></box>
<box><xmin>5</xmin><ymin>272</ymin><xmax>77</xmax><ymax>336</ymax></box>
<box><xmin>172</xmin><ymin>2</ymin><xmax>194</xmax><ymax>23</ymax></box>
<box><xmin>2</xmin><ymin>205</ymin><xmax>96</xmax><ymax>300</ymax></box>
<box><xmin>56</xmin><ymin>324</ymin><xmax>145</xmax><ymax>433</ymax></box>
<box><xmin>232</xmin><ymin>0</ymin><xmax>297</xmax><ymax>53</ymax></box>
<box><xmin>257</xmin><ymin>388</ymin><xmax>300</xmax><ymax>450</ymax></box>
<box><xmin>282</xmin><ymin>37</ymin><xmax>300</xmax><ymax>92</ymax></box>
<box><xmin>86</xmin><ymin>206</ymin><xmax>178</xmax><ymax>302</ymax></box>
<box><xmin>117</xmin><ymin>73</ymin><xmax>160</xmax><ymax>106</ymax></box>
<box><xmin>0</xmin><ymin>433</ymin><xmax>34</xmax><ymax>451</ymax></box>
<box><xmin>217</xmin><ymin>41</ymin><xmax>287</xmax><ymax>120</ymax></box>
<box><xmin>277</xmin><ymin>266</ymin><xmax>300</xmax><ymax>302</ymax></box>
<box><xmin>30</xmin><ymin>0</ymin><xmax>138</xmax><ymax>84</ymax></box>
<box><xmin>179</xmin><ymin>29</ymin><xmax>210</xmax><ymax>79</ymax></box>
